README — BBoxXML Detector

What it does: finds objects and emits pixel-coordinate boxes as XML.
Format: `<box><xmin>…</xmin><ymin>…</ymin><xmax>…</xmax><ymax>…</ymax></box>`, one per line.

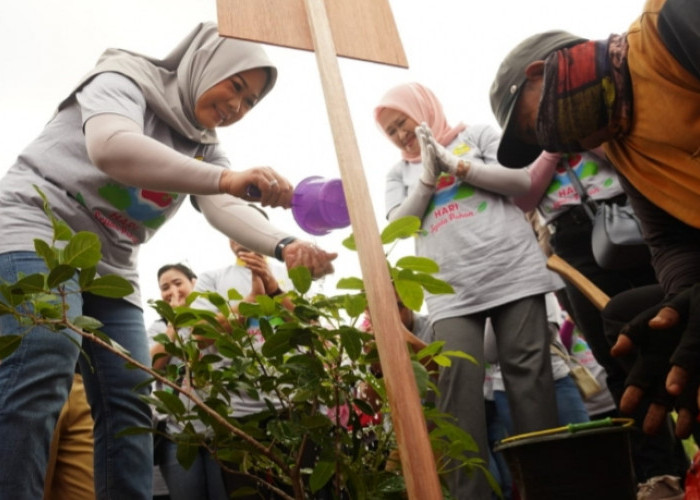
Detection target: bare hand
<box><xmin>219</xmin><ymin>167</ymin><xmax>293</xmax><ymax>208</ymax></box>
<box><xmin>282</xmin><ymin>240</ymin><xmax>337</xmax><ymax>279</ymax></box>
<box><xmin>237</xmin><ymin>250</ymin><xmax>279</xmax><ymax>294</ymax></box>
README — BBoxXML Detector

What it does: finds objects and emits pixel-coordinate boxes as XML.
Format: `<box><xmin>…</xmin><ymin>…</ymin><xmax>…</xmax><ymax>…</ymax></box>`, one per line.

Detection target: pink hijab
<box><xmin>373</xmin><ymin>82</ymin><xmax>466</xmax><ymax>163</ymax></box>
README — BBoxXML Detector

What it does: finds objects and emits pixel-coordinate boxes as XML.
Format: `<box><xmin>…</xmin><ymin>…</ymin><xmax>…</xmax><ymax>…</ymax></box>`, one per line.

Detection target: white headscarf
<box><xmin>60</xmin><ymin>22</ymin><xmax>277</xmax><ymax>144</ymax></box>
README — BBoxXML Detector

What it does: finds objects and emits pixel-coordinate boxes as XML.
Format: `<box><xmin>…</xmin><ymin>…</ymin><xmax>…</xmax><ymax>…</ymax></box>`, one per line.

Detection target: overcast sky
<box><xmin>0</xmin><ymin>0</ymin><xmax>642</xmax><ymax>325</ymax></box>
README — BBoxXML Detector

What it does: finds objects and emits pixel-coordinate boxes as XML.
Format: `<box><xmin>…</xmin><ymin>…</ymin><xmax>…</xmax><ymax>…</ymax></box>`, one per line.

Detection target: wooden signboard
<box><xmin>217</xmin><ymin>0</ymin><xmax>408</xmax><ymax>67</ymax></box>
<box><xmin>217</xmin><ymin>1</ymin><xmax>441</xmax><ymax>498</ymax></box>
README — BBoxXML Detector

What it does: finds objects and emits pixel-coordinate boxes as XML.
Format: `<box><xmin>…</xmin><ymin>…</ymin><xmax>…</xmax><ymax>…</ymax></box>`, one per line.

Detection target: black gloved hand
<box><xmin>611</xmin><ymin>285</ymin><xmax>699</xmax><ymax>436</ymax></box>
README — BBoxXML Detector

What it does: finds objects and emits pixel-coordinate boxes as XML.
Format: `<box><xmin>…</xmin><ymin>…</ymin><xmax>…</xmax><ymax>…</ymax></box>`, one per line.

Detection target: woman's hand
<box><xmin>415</xmin><ymin>123</ymin><xmax>469</xmax><ymax>181</ymax></box>
<box><xmin>219</xmin><ymin>167</ymin><xmax>293</xmax><ymax>208</ymax></box>
<box><xmin>281</xmin><ymin>240</ymin><xmax>337</xmax><ymax>279</ymax></box>
<box><xmin>238</xmin><ymin>250</ymin><xmax>279</xmax><ymax>295</ymax></box>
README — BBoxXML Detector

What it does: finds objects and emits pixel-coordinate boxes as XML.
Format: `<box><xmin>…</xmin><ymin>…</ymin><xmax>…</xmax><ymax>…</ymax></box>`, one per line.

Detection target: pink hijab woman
<box><xmin>373</xmin><ymin>82</ymin><xmax>465</xmax><ymax>163</ymax></box>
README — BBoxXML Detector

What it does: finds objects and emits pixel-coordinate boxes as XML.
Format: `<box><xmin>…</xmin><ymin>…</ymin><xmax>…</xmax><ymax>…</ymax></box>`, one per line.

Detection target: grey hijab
<box><xmin>60</xmin><ymin>22</ymin><xmax>277</xmax><ymax>144</ymax></box>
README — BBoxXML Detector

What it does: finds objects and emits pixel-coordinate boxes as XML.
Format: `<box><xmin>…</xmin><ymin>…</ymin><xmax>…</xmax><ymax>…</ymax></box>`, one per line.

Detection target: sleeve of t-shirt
<box><xmin>76</xmin><ymin>72</ymin><xmax>147</xmax><ymax>131</ymax></box>
<box><xmin>470</xmin><ymin>124</ymin><xmax>501</xmax><ymax>165</ymax></box>
<box><xmin>385</xmin><ymin>162</ymin><xmax>407</xmax><ymax>218</ymax></box>
<box><xmin>191</xmin><ymin>269</ymin><xmax>224</xmax><ymax>313</ymax></box>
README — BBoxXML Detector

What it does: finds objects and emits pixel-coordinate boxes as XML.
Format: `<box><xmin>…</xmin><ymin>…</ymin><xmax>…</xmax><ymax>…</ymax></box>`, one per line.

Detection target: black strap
<box><xmin>562</xmin><ymin>159</ymin><xmax>598</xmax><ymax>221</ymax></box>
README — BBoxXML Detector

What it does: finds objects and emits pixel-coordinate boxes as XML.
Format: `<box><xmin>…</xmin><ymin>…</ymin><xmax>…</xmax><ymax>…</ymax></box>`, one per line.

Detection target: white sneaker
<box><xmin>636</xmin><ymin>475</ymin><xmax>684</xmax><ymax>500</ymax></box>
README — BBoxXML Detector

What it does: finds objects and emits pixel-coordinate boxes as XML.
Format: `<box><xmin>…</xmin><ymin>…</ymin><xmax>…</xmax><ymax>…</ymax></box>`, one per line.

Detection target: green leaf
<box><xmin>395</xmin><ymin>255</ymin><xmax>439</xmax><ymax>273</ymax></box>
<box><xmin>309</xmin><ymin>460</ymin><xmax>335</xmax><ymax>493</ymax></box>
<box><xmin>176</xmin><ymin>439</ymin><xmax>198</xmax><ymax>470</ymax></box>
<box><xmin>227</xmin><ymin>288</ymin><xmax>243</xmax><ymax>301</ymax></box>
<box><xmin>289</xmin><ymin>266</ymin><xmax>312</xmax><ymax>294</ymax></box>
<box><xmin>78</xmin><ymin>267</ymin><xmax>97</xmax><ymax>289</ymax></box>
<box><xmin>53</xmin><ymin>220</ymin><xmax>73</xmax><ymax>242</ymax></box>
<box><xmin>33</xmin><ymin>185</ymin><xmax>72</xmax><ymax>241</ymax></box>
<box><xmin>339</xmin><ymin>326</ymin><xmax>362</xmax><ymax>361</ymax></box>
<box><xmin>411</xmin><ymin>273</ymin><xmax>454</xmax><ymax>295</ymax></box>
<box><xmin>411</xmin><ymin>360</ymin><xmax>430</xmax><ymax>395</ymax></box>
<box><xmin>47</xmin><ymin>264</ymin><xmax>76</xmax><ymax>288</ymax></box>
<box><xmin>380</xmin><ymin>216</ymin><xmax>421</xmax><ymax>244</ymax></box>
<box><xmin>394</xmin><ymin>279</ymin><xmax>423</xmax><ymax>311</ymax></box>
<box><xmin>0</xmin><ymin>335</ymin><xmax>23</xmax><ymax>359</ymax></box>
<box><xmin>343</xmin><ymin>293</ymin><xmax>367</xmax><ymax>318</ymax></box>
<box><xmin>154</xmin><ymin>390</ymin><xmax>187</xmax><ymax>415</ymax></box>
<box><xmin>238</xmin><ymin>301</ymin><xmax>260</xmax><ymax>318</ymax></box>
<box><xmin>432</xmin><ymin>354</ymin><xmax>452</xmax><ymax>367</ymax></box>
<box><xmin>342</xmin><ymin>234</ymin><xmax>356</xmax><ymax>250</ymax></box>
<box><xmin>256</xmin><ymin>295</ymin><xmax>277</xmax><ymax>316</ymax></box>
<box><xmin>83</xmin><ymin>275</ymin><xmax>134</xmax><ymax>298</ymax></box>
<box><xmin>73</xmin><ymin>315</ymin><xmax>104</xmax><ymax>331</ymax></box>
<box><xmin>416</xmin><ymin>340</ymin><xmax>445</xmax><ymax>359</ymax></box>
<box><xmin>261</xmin><ymin>329</ymin><xmax>294</xmax><ymax>358</ymax></box>
<box><xmin>11</xmin><ymin>273</ymin><xmax>46</xmax><ymax>294</ymax></box>
<box><xmin>62</xmin><ymin>232</ymin><xmax>101</xmax><ymax>268</ymax></box>
<box><xmin>336</xmin><ymin>277</ymin><xmax>364</xmax><ymax>290</ymax></box>
<box><xmin>34</xmin><ymin>239</ymin><xmax>58</xmax><ymax>268</ymax></box>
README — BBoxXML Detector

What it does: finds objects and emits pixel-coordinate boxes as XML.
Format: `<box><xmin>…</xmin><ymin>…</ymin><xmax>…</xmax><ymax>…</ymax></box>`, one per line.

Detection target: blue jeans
<box><xmin>0</xmin><ymin>252</ymin><xmax>153</xmax><ymax>499</ymax></box>
<box><xmin>159</xmin><ymin>441</ymin><xmax>228</xmax><ymax>500</ymax></box>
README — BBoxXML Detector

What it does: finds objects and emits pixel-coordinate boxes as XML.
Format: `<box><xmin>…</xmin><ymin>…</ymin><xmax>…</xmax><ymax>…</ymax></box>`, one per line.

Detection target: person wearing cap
<box><xmin>489</xmin><ymin>0</ymin><xmax>700</xmax><ymax>443</ymax></box>
<box><xmin>374</xmin><ymin>82</ymin><xmax>564</xmax><ymax>499</ymax></box>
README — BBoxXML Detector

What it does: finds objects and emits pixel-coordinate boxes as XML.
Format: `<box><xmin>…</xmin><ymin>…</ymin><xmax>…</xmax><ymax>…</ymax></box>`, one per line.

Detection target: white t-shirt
<box><xmin>385</xmin><ymin>124</ymin><xmax>563</xmax><ymax>322</ymax></box>
<box><xmin>0</xmin><ymin>73</ymin><xmax>228</xmax><ymax>306</ymax></box>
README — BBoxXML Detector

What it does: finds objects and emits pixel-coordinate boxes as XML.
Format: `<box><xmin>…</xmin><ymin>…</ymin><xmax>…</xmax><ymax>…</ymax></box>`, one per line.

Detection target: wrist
<box><xmin>267</xmin><ymin>287</ymin><xmax>284</xmax><ymax>297</ymax></box>
<box><xmin>274</xmin><ymin>236</ymin><xmax>297</xmax><ymax>262</ymax></box>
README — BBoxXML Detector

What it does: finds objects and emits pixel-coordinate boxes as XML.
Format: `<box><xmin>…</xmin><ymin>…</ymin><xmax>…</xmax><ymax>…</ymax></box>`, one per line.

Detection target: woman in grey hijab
<box><xmin>0</xmin><ymin>22</ymin><xmax>336</xmax><ymax>499</ymax></box>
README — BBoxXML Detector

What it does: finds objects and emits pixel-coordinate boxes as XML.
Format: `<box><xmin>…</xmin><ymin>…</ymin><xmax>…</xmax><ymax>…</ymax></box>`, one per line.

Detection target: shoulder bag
<box><xmin>551</xmin><ymin>343</ymin><xmax>603</xmax><ymax>400</ymax></box>
<box><xmin>563</xmin><ymin>163</ymin><xmax>650</xmax><ymax>270</ymax></box>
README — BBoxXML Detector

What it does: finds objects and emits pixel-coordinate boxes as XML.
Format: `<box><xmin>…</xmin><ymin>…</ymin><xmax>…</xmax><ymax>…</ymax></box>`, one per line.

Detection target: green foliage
<box><xmin>0</xmin><ymin>194</ymin><xmax>495</xmax><ymax>500</ymax></box>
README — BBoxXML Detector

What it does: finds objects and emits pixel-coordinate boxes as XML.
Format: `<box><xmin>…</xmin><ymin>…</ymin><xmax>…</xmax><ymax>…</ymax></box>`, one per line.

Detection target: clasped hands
<box><xmin>415</xmin><ymin>123</ymin><xmax>469</xmax><ymax>186</ymax></box>
<box><xmin>611</xmin><ymin>283</ymin><xmax>700</xmax><ymax>437</ymax></box>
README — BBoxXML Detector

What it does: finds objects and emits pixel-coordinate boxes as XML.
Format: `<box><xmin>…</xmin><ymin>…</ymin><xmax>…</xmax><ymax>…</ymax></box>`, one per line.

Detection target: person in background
<box><xmin>511</xmin><ymin>148</ymin><xmax>688</xmax><ymax>487</ymax></box>
<box><xmin>557</xmin><ymin>316</ymin><xmax>618</xmax><ymax>421</ymax></box>
<box><xmin>374</xmin><ymin>81</ymin><xmax>563</xmax><ymax>499</ymax></box>
<box><xmin>190</xmin><ymin>209</ymin><xmax>296</xmax><ymax>498</ymax></box>
<box><xmin>149</xmin><ymin>262</ymin><xmax>232</xmax><ymax>500</ymax></box>
<box><xmin>0</xmin><ymin>22</ymin><xmax>335</xmax><ymax>499</ymax></box>
<box><xmin>488</xmin><ymin>0</ymin><xmax>700</xmax><ymax>439</ymax></box>
<box><xmin>42</xmin><ymin>370</ymin><xmax>95</xmax><ymax>500</ymax></box>
<box><xmin>148</xmin><ymin>263</ymin><xmax>199</xmax><ymax>499</ymax></box>
<box><xmin>486</xmin><ymin>296</ymin><xmax>590</xmax><ymax>434</ymax></box>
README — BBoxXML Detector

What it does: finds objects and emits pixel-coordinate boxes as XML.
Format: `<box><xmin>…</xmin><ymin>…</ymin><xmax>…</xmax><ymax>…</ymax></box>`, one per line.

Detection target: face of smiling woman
<box><xmin>376</xmin><ymin>107</ymin><xmax>420</xmax><ymax>158</ymax></box>
<box><xmin>194</xmin><ymin>67</ymin><xmax>269</xmax><ymax>129</ymax></box>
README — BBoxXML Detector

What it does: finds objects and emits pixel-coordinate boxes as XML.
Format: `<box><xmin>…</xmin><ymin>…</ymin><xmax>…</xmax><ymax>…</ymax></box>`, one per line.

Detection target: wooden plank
<box><xmin>547</xmin><ymin>254</ymin><xmax>610</xmax><ymax>310</ymax></box>
<box><xmin>217</xmin><ymin>1</ymin><xmax>439</xmax><ymax>497</ymax></box>
<box><xmin>299</xmin><ymin>1</ymin><xmax>441</xmax><ymax>498</ymax></box>
<box><xmin>216</xmin><ymin>0</ymin><xmax>408</xmax><ymax>67</ymax></box>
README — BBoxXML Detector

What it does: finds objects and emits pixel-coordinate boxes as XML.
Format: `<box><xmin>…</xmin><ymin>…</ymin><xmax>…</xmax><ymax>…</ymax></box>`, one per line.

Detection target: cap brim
<box><xmin>496</xmin><ymin>99</ymin><xmax>543</xmax><ymax>169</ymax></box>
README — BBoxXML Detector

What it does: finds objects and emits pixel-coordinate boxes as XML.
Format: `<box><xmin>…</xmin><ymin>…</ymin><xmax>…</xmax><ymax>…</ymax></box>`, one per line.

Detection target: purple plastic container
<box><xmin>292</xmin><ymin>176</ymin><xmax>350</xmax><ymax>236</ymax></box>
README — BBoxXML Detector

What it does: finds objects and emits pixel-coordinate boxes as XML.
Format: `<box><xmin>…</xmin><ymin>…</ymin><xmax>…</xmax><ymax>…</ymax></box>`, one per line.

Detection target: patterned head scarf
<box><xmin>59</xmin><ymin>22</ymin><xmax>277</xmax><ymax>144</ymax></box>
<box><xmin>373</xmin><ymin>82</ymin><xmax>465</xmax><ymax>163</ymax></box>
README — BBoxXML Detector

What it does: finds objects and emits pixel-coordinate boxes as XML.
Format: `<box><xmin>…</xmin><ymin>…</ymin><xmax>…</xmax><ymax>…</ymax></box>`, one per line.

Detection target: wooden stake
<box><xmin>301</xmin><ymin>1</ymin><xmax>442</xmax><ymax>498</ymax></box>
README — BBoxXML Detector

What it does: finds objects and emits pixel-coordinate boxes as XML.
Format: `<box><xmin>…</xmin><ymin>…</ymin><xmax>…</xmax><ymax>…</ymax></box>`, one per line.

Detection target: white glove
<box><xmin>415</xmin><ymin>123</ymin><xmax>470</xmax><ymax>182</ymax></box>
<box><xmin>415</xmin><ymin>122</ymin><xmax>441</xmax><ymax>186</ymax></box>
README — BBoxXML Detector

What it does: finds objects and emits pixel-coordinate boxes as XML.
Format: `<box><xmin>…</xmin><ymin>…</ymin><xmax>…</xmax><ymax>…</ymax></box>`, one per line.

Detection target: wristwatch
<box><xmin>274</xmin><ymin>236</ymin><xmax>297</xmax><ymax>262</ymax></box>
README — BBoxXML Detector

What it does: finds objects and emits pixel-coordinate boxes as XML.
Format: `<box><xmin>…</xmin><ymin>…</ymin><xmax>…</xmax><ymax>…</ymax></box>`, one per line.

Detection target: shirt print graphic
<box><xmin>97</xmin><ymin>185</ymin><xmax>178</xmax><ymax>231</ymax></box>
<box><xmin>545</xmin><ymin>154</ymin><xmax>613</xmax><ymax>211</ymax></box>
<box><xmin>425</xmin><ymin>142</ymin><xmax>486</xmax><ymax>234</ymax></box>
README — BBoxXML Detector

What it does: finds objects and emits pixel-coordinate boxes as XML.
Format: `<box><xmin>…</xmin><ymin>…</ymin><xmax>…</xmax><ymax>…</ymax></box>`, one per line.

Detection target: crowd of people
<box><xmin>0</xmin><ymin>0</ymin><xmax>698</xmax><ymax>498</ymax></box>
